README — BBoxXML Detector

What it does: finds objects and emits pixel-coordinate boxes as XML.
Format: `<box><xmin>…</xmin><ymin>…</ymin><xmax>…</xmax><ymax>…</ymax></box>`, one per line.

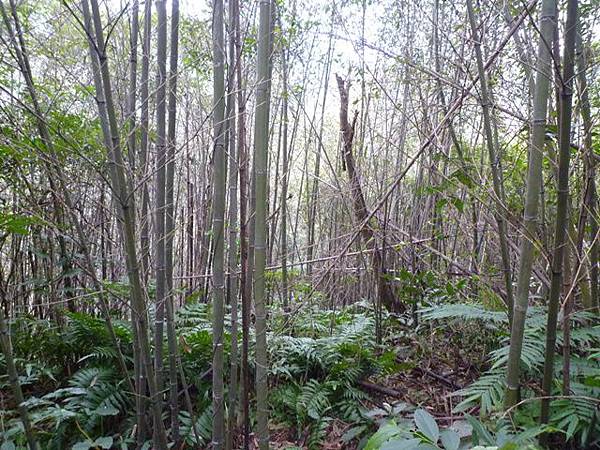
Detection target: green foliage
<box><xmin>270</xmin><ymin>313</ymin><xmax>379</xmax><ymax>382</ymax></box>
<box><xmin>363</xmin><ymin>409</ymin><xmax>543</xmax><ymax>450</ymax></box>
<box><xmin>1</xmin><ymin>366</ymin><xmax>130</xmax><ymax>449</ymax></box>
<box><xmin>424</xmin><ymin>302</ymin><xmax>600</xmax><ymax>445</ymax></box>
<box><xmin>178</xmin><ymin>408</ymin><xmax>213</xmax><ymax>447</ymax></box>
<box><xmin>393</xmin><ymin>270</ymin><xmax>468</xmax><ymax>308</ymax></box>
<box><xmin>1</xmin><ymin>282</ymin><xmax>596</xmax><ymax>450</ymax></box>
<box><xmin>72</xmin><ymin>436</ymin><xmax>113</xmax><ymax>450</ymax></box>
<box><xmin>364</xmin><ymin>409</ymin><xmax>462</xmax><ymax>449</ymax></box>
<box><xmin>548</xmin><ymin>395</ymin><xmax>598</xmax><ymax>444</ymax></box>
<box><xmin>420</xmin><ymin>304</ymin><xmax>507</xmax><ymax>325</ymax></box>
<box><xmin>64</xmin><ymin>313</ymin><xmax>132</xmax><ymax>362</ymax></box>
<box><xmin>269</xmin><ymin>311</ymin><xmax>382</xmax><ymax>448</ymax></box>
<box><xmin>179</xmin><ymin>16</ymin><xmax>212</xmax><ymax>78</ymax></box>
<box><xmin>454</xmin><ymin>370</ymin><xmax>505</xmax><ymax>416</ymax></box>
<box><xmin>176</xmin><ymin>301</ymin><xmax>212</xmax><ymax>333</ymax></box>
<box><xmin>0</xmin><ymin>312</ymin><xmax>136</xmax><ymax>448</ymax></box>
<box><xmin>7</xmin><ymin>312</ymin><xmax>132</xmax><ymax>382</ymax></box>
<box><xmin>176</xmin><ymin>302</ymin><xmax>231</xmax><ymax>390</ymax></box>
<box><xmin>0</xmin><ymin>302</ymin><xmax>221</xmax><ymax>449</ymax></box>
<box><xmin>265</xmin><ymin>267</ymin><xmax>302</xmax><ymax>301</ymax></box>
<box><xmin>0</xmin><ymin>212</ymin><xmax>41</xmax><ymax>235</ymax></box>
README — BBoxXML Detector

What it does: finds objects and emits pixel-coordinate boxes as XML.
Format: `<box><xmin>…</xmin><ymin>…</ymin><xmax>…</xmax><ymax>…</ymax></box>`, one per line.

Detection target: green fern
<box><xmin>179</xmin><ymin>407</ymin><xmax>213</xmax><ymax>446</ymax></box>
<box><xmin>64</xmin><ymin>367</ymin><xmax>130</xmax><ymax>430</ymax></box>
<box><xmin>77</xmin><ymin>346</ymin><xmax>120</xmax><ymax>364</ymax></box>
<box><xmin>176</xmin><ymin>302</ymin><xmax>213</xmax><ymax>334</ymax></box>
<box><xmin>420</xmin><ymin>303</ymin><xmax>507</xmax><ymax>325</ymax></box>
<box><xmin>307</xmin><ymin>416</ymin><xmax>331</xmax><ymax>450</ymax></box>
<box><xmin>549</xmin><ymin>395</ymin><xmax>600</xmax><ymax>444</ymax></box>
<box><xmin>453</xmin><ymin>369</ymin><xmax>505</xmax><ymax>415</ymax></box>
<box><xmin>566</xmin><ymin>325</ymin><xmax>600</xmax><ymax>349</ymax></box>
<box><xmin>298</xmin><ymin>379</ymin><xmax>332</xmax><ymax>420</ymax></box>
<box><xmin>490</xmin><ymin>331</ymin><xmax>546</xmax><ymax>373</ymax></box>
<box><xmin>69</xmin><ymin>366</ymin><xmax>114</xmax><ymax>389</ymax></box>
<box><xmin>271</xmin><ymin>383</ymin><xmax>301</xmax><ymax>423</ymax></box>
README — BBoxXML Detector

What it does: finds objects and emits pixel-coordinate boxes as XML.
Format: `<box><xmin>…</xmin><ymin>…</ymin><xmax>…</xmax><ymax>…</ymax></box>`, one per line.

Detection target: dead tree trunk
<box><xmin>336</xmin><ymin>75</ymin><xmax>402</xmax><ymax>313</ymax></box>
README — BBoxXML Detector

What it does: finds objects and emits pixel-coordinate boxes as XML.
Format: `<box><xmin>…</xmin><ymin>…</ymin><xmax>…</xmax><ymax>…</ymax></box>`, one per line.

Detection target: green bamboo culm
<box><xmin>575</xmin><ymin>19</ymin><xmax>599</xmax><ymax>315</ymax></box>
<box><xmin>153</xmin><ymin>0</ymin><xmax>168</xmax><ymax>399</ymax></box>
<box><xmin>540</xmin><ymin>0</ymin><xmax>578</xmax><ymax>425</ymax></box>
<box><xmin>253</xmin><ymin>0</ymin><xmax>273</xmax><ymax>448</ymax></box>
<box><xmin>465</xmin><ymin>0</ymin><xmax>514</xmax><ymax>325</ymax></box>
<box><xmin>0</xmin><ymin>307</ymin><xmax>39</xmax><ymax>450</ymax></box>
<box><xmin>85</xmin><ymin>0</ymin><xmax>168</xmax><ymax>445</ymax></box>
<box><xmin>280</xmin><ymin>34</ymin><xmax>290</xmax><ymax>312</ymax></box>
<box><xmin>504</xmin><ymin>0</ymin><xmax>556</xmax><ymax>408</ymax></box>
<box><xmin>225</xmin><ymin>0</ymin><xmax>240</xmax><ymax>447</ymax></box>
<box><xmin>211</xmin><ymin>0</ymin><xmax>227</xmax><ymax>447</ymax></box>
<box><xmin>165</xmin><ymin>0</ymin><xmax>181</xmax><ymax>442</ymax></box>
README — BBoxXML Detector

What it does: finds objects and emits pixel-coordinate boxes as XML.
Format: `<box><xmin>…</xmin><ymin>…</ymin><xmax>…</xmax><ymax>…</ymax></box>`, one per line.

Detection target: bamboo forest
<box><xmin>1</xmin><ymin>0</ymin><xmax>600</xmax><ymax>448</ymax></box>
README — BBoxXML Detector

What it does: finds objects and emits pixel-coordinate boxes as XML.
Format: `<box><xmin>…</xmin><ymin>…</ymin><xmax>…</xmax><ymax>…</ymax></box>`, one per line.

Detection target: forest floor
<box><xmin>268</xmin><ymin>365</ymin><xmax>479</xmax><ymax>449</ymax></box>
<box><xmin>266</xmin><ymin>320</ymin><xmax>485</xmax><ymax>449</ymax></box>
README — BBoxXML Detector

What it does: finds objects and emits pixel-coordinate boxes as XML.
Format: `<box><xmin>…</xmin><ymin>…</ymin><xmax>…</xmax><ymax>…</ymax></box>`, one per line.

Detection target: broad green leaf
<box><xmin>365</xmin><ymin>421</ymin><xmax>404</xmax><ymax>450</ymax></box>
<box><xmin>72</xmin><ymin>441</ymin><xmax>93</xmax><ymax>450</ymax></box>
<box><xmin>440</xmin><ymin>429</ymin><xmax>460</xmax><ymax>450</ymax></box>
<box><xmin>513</xmin><ymin>424</ymin><xmax>549</xmax><ymax>442</ymax></box>
<box><xmin>94</xmin><ymin>436</ymin><xmax>113</xmax><ymax>449</ymax></box>
<box><xmin>0</xmin><ymin>441</ymin><xmax>16</xmax><ymax>450</ymax></box>
<box><xmin>497</xmin><ymin>443</ymin><xmax>518</xmax><ymax>450</ymax></box>
<box><xmin>0</xmin><ymin>214</ymin><xmax>37</xmax><ymax>235</ymax></box>
<box><xmin>342</xmin><ymin>425</ymin><xmax>367</xmax><ymax>443</ymax></box>
<box><xmin>450</xmin><ymin>197</ymin><xmax>464</xmax><ymax>212</ymax></box>
<box><xmin>95</xmin><ymin>405</ymin><xmax>119</xmax><ymax>416</ymax></box>
<box><xmin>565</xmin><ymin>416</ymin><xmax>579</xmax><ymax>440</ymax></box>
<box><xmin>465</xmin><ymin>415</ymin><xmax>494</xmax><ymax>446</ymax></box>
<box><xmin>414</xmin><ymin>409</ymin><xmax>439</xmax><ymax>443</ymax></box>
<box><xmin>451</xmin><ymin>168</ymin><xmax>475</xmax><ymax>189</ymax></box>
<box><xmin>584</xmin><ymin>375</ymin><xmax>600</xmax><ymax>387</ymax></box>
<box><xmin>380</xmin><ymin>438</ymin><xmax>421</xmax><ymax>450</ymax></box>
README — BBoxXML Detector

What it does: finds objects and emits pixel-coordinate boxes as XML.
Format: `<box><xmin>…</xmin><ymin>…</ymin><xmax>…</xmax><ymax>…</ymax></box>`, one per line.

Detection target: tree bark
<box><xmin>153</xmin><ymin>0</ymin><xmax>168</xmax><ymax>400</ymax></box>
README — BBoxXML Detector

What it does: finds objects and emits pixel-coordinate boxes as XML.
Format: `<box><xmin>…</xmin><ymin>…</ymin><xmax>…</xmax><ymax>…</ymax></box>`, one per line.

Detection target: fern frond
<box><xmin>179</xmin><ymin>407</ymin><xmax>212</xmax><ymax>446</ymax></box>
<box><xmin>307</xmin><ymin>416</ymin><xmax>331</xmax><ymax>450</ymax></box>
<box><xmin>490</xmin><ymin>331</ymin><xmax>545</xmax><ymax>373</ymax></box>
<box><xmin>420</xmin><ymin>304</ymin><xmax>507</xmax><ymax>324</ymax></box>
<box><xmin>77</xmin><ymin>346</ymin><xmax>119</xmax><ymax>364</ymax></box>
<box><xmin>453</xmin><ymin>369</ymin><xmax>505</xmax><ymax>415</ymax></box>
<box><xmin>298</xmin><ymin>379</ymin><xmax>331</xmax><ymax>420</ymax></box>
<box><xmin>69</xmin><ymin>366</ymin><xmax>115</xmax><ymax>388</ymax></box>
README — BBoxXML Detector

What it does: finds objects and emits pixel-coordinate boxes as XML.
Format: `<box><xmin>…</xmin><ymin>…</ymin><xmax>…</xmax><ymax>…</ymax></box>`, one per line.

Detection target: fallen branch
<box><xmin>359</xmin><ymin>380</ymin><xmax>404</xmax><ymax>398</ymax></box>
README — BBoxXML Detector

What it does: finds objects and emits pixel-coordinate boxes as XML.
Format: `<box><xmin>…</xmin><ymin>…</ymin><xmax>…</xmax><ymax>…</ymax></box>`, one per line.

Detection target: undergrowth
<box><xmin>0</xmin><ymin>274</ymin><xmax>598</xmax><ymax>449</ymax></box>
